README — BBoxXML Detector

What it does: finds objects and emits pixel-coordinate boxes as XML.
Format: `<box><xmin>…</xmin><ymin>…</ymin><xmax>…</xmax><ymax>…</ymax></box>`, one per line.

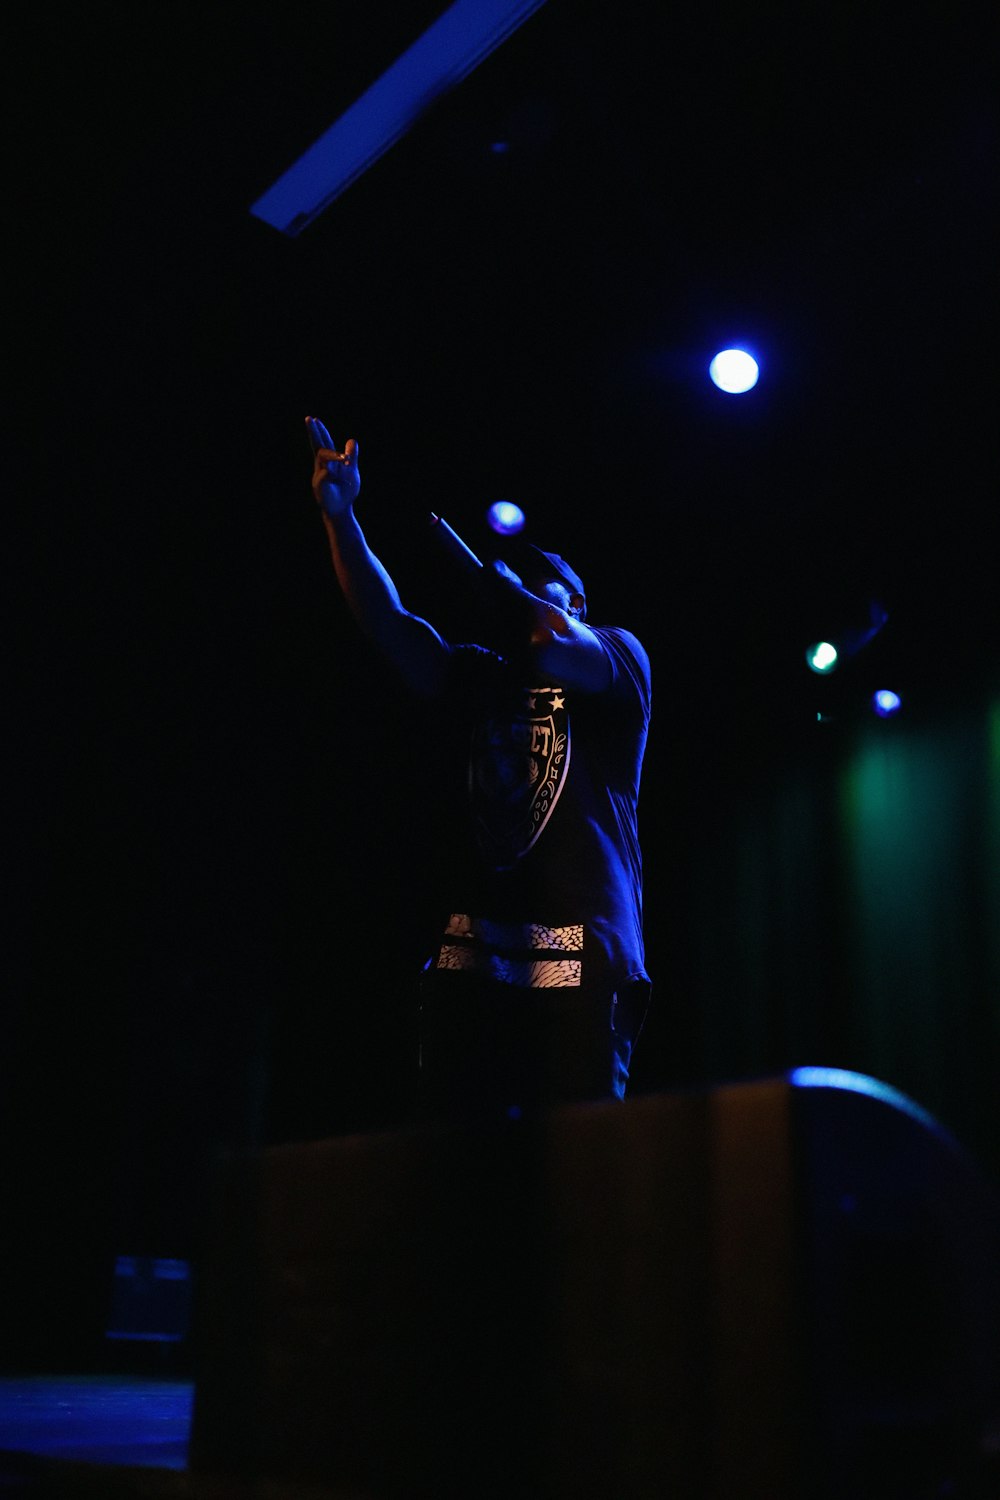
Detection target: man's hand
<box><xmin>306</xmin><ymin>416</ymin><xmax>360</xmax><ymax>519</ymax></box>
<box><xmin>487</xmin><ymin>558</ymin><xmax>524</xmax><ymax>591</ymax></box>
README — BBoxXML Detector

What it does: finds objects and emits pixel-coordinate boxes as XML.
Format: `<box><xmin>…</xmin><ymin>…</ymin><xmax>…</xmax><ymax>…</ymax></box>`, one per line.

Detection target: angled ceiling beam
<box><xmin>250</xmin><ymin>0</ymin><xmax>548</xmax><ymax>237</ymax></box>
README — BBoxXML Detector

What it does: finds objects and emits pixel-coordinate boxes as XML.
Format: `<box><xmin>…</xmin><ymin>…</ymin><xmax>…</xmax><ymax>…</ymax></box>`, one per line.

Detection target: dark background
<box><xmin>5</xmin><ymin>1</ymin><xmax>998</xmax><ymax>1366</ymax></box>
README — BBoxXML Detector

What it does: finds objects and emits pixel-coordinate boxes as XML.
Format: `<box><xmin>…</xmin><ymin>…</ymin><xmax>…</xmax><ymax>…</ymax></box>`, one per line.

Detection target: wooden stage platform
<box><xmin>2</xmin><ymin>1075</ymin><xmax>998</xmax><ymax>1498</ymax></box>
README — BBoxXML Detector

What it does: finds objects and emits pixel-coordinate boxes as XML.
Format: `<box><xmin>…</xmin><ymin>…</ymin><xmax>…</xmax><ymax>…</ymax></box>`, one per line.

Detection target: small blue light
<box><xmin>873</xmin><ymin>689</ymin><xmax>901</xmax><ymax>717</ymax></box>
<box><xmin>709</xmin><ymin>348</ymin><xmax>759</xmax><ymax>393</ymax></box>
<box><xmin>488</xmin><ymin>500</ymin><xmax>525</xmax><ymax>535</ymax></box>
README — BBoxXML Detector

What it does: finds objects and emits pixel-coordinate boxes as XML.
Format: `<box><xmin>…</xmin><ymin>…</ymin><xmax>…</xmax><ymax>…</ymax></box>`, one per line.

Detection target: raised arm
<box><xmin>307</xmin><ymin>416</ymin><xmax>450</xmax><ymax>698</ymax></box>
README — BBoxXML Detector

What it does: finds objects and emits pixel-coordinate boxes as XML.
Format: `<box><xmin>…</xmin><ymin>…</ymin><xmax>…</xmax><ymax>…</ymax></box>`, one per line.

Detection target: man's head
<box><xmin>503</xmin><ymin>542</ymin><xmax>588</xmax><ymax>621</ymax></box>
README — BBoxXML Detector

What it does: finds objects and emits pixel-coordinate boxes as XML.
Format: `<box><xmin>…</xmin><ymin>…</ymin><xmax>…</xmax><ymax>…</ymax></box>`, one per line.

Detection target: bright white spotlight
<box><xmin>488</xmin><ymin>500</ymin><xmax>525</xmax><ymax>536</ymax></box>
<box><xmin>709</xmin><ymin>348</ymin><xmax>759</xmax><ymax>393</ymax></box>
<box><xmin>806</xmin><ymin>641</ymin><xmax>838</xmax><ymax>674</ymax></box>
<box><xmin>873</xmin><ymin>689</ymin><xmax>902</xmax><ymax>717</ymax></box>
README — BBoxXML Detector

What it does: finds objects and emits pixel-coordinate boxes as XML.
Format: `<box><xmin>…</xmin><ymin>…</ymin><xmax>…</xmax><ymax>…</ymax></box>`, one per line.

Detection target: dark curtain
<box><xmin>649</xmin><ymin>688</ymin><xmax>999</xmax><ymax>1187</ymax></box>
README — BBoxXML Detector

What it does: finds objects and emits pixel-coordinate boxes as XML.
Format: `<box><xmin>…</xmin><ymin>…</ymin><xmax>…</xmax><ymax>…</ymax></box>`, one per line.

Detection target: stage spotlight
<box><xmin>805</xmin><ymin>602</ymin><xmax>889</xmax><ymax>679</ymax></box>
<box><xmin>488</xmin><ymin>500</ymin><xmax>525</xmax><ymax>536</ymax></box>
<box><xmin>873</xmin><ymin>689</ymin><xmax>902</xmax><ymax>717</ymax></box>
<box><xmin>251</xmin><ymin>0</ymin><xmax>549</xmax><ymax>234</ymax></box>
<box><xmin>806</xmin><ymin>641</ymin><xmax>839</xmax><ymax>674</ymax></box>
<box><xmin>709</xmin><ymin>348</ymin><xmax>759</xmax><ymax>393</ymax></box>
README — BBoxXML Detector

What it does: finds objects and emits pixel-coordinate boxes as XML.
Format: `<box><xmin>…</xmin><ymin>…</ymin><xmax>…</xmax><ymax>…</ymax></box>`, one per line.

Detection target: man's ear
<box><xmin>568</xmin><ymin>592</ymin><xmax>587</xmax><ymax>621</ymax></box>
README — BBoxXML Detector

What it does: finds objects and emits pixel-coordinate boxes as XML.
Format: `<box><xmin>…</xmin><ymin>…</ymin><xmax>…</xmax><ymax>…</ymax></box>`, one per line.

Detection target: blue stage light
<box><xmin>873</xmin><ymin>689</ymin><xmax>902</xmax><ymax>717</ymax></box>
<box><xmin>251</xmin><ymin>0</ymin><xmax>549</xmax><ymax>234</ymax></box>
<box><xmin>709</xmin><ymin>348</ymin><xmax>759</xmax><ymax>393</ymax></box>
<box><xmin>806</xmin><ymin>641</ymin><xmax>838</xmax><ymax>674</ymax></box>
<box><xmin>488</xmin><ymin>500</ymin><xmax>525</xmax><ymax>535</ymax></box>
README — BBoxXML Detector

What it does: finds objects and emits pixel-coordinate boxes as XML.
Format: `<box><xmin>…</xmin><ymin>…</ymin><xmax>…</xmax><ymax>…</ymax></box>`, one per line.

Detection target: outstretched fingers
<box><xmin>305</xmin><ymin>417</ymin><xmax>358</xmax><ymax>467</ymax></box>
<box><xmin>305</xmin><ymin>415</ymin><xmax>336</xmax><ymax>452</ymax></box>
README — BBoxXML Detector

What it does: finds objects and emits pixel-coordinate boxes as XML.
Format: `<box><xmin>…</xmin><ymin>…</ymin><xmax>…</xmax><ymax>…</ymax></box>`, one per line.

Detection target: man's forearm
<box><xmin>323</xmin><ymin>508</ymin><xmax>406</xmax><ymax>634</ymax></box>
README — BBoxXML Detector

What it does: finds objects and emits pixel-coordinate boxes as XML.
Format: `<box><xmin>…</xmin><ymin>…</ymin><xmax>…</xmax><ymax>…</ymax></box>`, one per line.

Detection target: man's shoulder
<box><xmin>592</xmin><ymin>626</ymin><xmax>651</xmax><ymax>690</ymax></box>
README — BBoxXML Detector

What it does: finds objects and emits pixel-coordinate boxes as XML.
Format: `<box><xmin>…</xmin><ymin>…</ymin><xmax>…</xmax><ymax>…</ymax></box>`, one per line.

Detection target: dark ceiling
<box><xmin>13</xmin><ymin>3</ymin><xmax>995</xmax><ymax>625</ymax></box>
<box><xmin>8</xmin><ymin>1</ymin><xmax>997</xmax><ymax>1009</ymax></box>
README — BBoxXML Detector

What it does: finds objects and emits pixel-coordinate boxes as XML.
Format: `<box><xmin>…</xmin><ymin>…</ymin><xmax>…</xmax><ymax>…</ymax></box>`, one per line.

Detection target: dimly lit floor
<box><xmin>0</xmin><ymin>1374</ymin><xmax>192</xmax><ymax>1496</ymax></box>
<box><xmin>2</xmin><ymin>1364</ymin><xmax>998</xmax><ymax>1499</ymax></box>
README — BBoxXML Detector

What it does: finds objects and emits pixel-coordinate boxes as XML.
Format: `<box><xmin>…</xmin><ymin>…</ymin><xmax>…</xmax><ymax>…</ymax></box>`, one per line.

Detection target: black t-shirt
<box><xmin>429</xmin><ymin>625</ymin><xmax>651</xmax><ymax>999</ymax></box>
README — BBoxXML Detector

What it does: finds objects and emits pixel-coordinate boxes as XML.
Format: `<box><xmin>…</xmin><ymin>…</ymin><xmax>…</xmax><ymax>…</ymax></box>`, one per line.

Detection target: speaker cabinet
<box><xmin>189</xmin><ymin>1076</ymin><xmax>1000</xmax><ymax>1499</ymax></box>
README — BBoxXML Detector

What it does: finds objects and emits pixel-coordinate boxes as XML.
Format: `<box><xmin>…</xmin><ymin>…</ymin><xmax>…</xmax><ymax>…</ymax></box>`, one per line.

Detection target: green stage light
<box><xmin>806</xmin><ymin>641</ymin><xmax>839</xmax><ymax>674</ymax></box>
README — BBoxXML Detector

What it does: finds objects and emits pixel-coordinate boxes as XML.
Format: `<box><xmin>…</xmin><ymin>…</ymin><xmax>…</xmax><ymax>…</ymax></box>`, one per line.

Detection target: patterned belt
<box><xmin>434</xmin><ymin>913</ymin><xmax>583</xmax><ymax>989</ymax></box>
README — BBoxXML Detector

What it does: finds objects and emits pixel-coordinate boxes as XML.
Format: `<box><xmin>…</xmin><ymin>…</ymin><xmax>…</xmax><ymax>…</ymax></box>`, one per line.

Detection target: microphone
<box><xmin>428</xmin><ymin>513</ymin><xmax>483</xmax><ymax>572</ymax></box>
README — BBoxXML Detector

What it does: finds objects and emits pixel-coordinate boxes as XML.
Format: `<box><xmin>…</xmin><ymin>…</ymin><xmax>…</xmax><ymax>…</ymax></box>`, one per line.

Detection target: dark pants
<box><xmin>416</xmin><ymin>973</ymin><xmax>649</xmax><ymax>1121</ymax></box>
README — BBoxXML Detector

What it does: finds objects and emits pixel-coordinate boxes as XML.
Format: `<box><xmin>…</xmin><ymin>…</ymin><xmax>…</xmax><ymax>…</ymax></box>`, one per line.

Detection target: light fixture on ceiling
<box><xmin>251</xmin><ymin>0</ymin><xmax>549</xmax><ymax>236</ymax></box>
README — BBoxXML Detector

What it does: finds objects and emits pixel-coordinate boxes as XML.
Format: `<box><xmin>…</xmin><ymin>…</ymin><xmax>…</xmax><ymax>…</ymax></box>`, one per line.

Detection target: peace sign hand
<box><xmin>306</xmin><ymin>416</ymin><xmax>360</xmax><ymax>519</ymax></box>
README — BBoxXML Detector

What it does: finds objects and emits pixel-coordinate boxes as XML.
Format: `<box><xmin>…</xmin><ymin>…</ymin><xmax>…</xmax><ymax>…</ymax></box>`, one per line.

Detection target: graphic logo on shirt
<box><xmin>469</xmin><ymin>685</ymin><xmax>570</xmax><ymax>870</ymax></box>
